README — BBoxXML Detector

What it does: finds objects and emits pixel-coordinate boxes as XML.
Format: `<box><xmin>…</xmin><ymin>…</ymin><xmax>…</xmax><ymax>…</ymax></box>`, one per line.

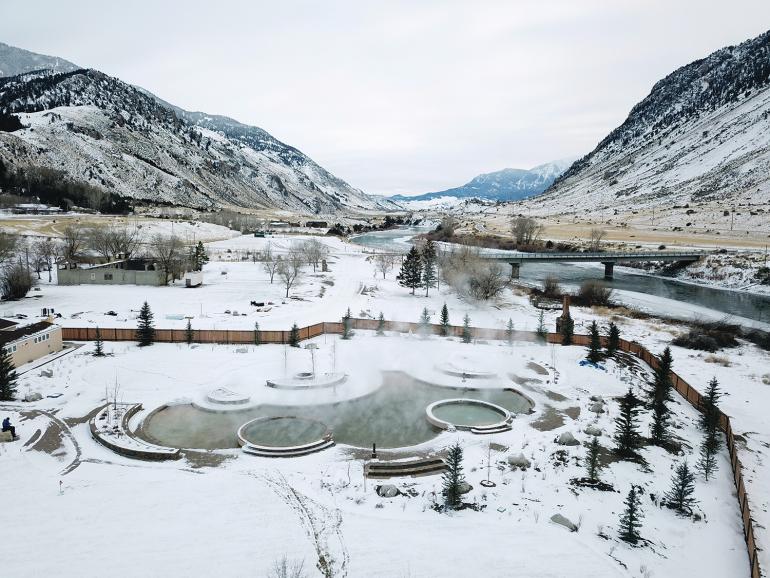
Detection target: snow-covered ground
<box><xmin>1</xmin><ymin>232</ymin><xmax>768</xmax><ymax>577</ymax></box>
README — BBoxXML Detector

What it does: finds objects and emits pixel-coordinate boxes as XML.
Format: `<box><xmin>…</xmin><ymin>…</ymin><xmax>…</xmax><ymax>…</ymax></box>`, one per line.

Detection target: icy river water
<box><xmin>350</xmin><ymin>227</ymin><xmax>770</xmax><ymax>325</ymax></box>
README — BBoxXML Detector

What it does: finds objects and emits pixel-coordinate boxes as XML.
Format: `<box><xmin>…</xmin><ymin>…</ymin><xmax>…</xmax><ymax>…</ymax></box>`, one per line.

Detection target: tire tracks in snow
<box><xmin>257</xmin><ymin>471</ymin><xmax>349</xmax><ymax>578</ymax></box>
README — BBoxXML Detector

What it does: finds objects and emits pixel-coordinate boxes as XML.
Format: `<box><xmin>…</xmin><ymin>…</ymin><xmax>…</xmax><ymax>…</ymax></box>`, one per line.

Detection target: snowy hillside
<box><xmin>535</xmin><ymin>29</ymin><xmax>770</xmax><ymax>213</ymax></box>
<box><xmin>0</xmin><ymin>65</ymin><xmax>391</xmax><ymax>214</ymax></box>
<box><xmin>392</xmin><ymin>158</ymin><xmax>576</xmax><ymax>204</ymax></box>
<box><xmin>0</xmin><ymin>42</ymin><xmax>79</xmax><ymax>77</ymax></box>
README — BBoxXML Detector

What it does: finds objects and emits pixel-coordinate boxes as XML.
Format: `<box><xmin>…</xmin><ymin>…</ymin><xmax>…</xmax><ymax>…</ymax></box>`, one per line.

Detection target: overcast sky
<box><xmin>1</xmin><ymin>1</ymin><xmax>769</xmax><ymax>196</ymax></box>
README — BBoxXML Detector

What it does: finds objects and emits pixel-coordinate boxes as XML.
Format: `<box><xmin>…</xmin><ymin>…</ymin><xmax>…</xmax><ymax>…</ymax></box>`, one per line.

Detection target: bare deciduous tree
<box><xmin>0</xmin><ymin>232</ymin><xmax>18</xmax><ymax>267</ymax></box>
<box><xmin>373</xmin><ymin>253</ymin><xmax>399</xmax><ymax>279</ymax></box>
<box><xmin>34</xmin><ymin>237</ymin><xmax>57</xmax><ymax>283</ymax></box>
<box><xmin>510</xmin><ymin>216</ymin><xmax>543</xmax><ymax>246</ymax></box>
<box><xmin>300</xmin><ymin>238</ymin><xmax>329</xmax><ymax>272</ymax></box>
<box><xmin>262</xmin><ymin>243</ymin><xmax>280</xmax><ymax>283</ymax></box>
<box><xmin>278</xmin><ymin>246</ymin><xmax>305</xmax><ymax>297</ymax></box>
<box><xmin>468</xmin><ymin>263</ymin><xmax>508</xmax><ymax>300</ymax></box>
<box><xmin>589</xmin><ymin>228</ymin><xmax>606</xmax><ymax>251</ymax></box>
<box><xmin>59</xmin><ymin>224</ymin><xmax>85</xmax><ymax>268</ymax></box>
<box><xmin>149</xmin><ymin>233</ymin><xmax>184</xmax><ymax>285</ymax></box>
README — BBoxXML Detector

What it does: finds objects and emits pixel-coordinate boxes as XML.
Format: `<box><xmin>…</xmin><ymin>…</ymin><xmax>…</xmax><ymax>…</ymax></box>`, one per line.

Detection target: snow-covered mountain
<box><xmin>391</xmin><ymin>158</ymin><xmax>576</xmax><ymax>204</ymax></box>
<box><xmin>536</xmin><ymin>29</ymin><xmax>770</xmax><ymax>213</ymax></box>
<box><xmin>0</xmin><ymin>42</ymin><xmax>79</xmax><ymax>77</ymax></box>
<box><xmin>0</xmin><ymin>45</ymin><xmax>393</xmax><ymax>214</ymax></box>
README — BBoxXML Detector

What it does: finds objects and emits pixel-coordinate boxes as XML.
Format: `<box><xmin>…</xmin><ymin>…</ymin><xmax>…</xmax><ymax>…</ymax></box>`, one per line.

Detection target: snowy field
<box><xmin>1</xmin><ymin>232</ymin><xmax>769</xmax><ymax>577</ymax></box>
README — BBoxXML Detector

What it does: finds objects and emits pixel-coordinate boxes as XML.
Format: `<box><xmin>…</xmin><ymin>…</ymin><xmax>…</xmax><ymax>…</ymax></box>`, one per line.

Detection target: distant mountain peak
<box><xmin>391</xmin><ymin>158</ymin><xmax>577</xmax><ymax>204</ymax></box>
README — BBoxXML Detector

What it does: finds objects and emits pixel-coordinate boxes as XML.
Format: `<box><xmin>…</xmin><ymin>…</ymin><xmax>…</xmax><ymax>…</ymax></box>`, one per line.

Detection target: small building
<box><xmin>305</xmin><ymin>221</ymin><xmax>328</xmax><ymax>228</ymax></box>
<box><xmin>57</xmin><ymin>258</ymin><xmax>168</xmax><ymax>286</ymax></box>
<box><xmin>184</xmin><ymin>271</ymin><xmax>203</xmax><ymax>288</ymax></box>
<box><xmin>10</xmin><ymin>203</ymin><xmax>62</xmax><ymax>215</ymax></box>
<box><xmin>0</xmin><ymin>320</ymin><xmax>63</xmax><ymax>367</ymax></box>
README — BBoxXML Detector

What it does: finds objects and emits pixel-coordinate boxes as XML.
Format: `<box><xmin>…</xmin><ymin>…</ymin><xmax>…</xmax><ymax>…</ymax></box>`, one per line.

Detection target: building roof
<box><xmin>0</xmin><ymin>321</ymin><xmax>55</xmax><ymax>347</ymax></box>
<box><xmin>0</xmin><ymin>318</ymin><xmax>19</xmax><ymax>331</ymax></box>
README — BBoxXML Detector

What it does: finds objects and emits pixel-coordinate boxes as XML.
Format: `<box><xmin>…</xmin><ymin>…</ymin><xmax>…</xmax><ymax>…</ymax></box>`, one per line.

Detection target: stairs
<box><xmin>470</xmin><ymin>423</ymin><xmax>513</xmax><ymax>435</ymax></box>
<box><xmin>241</xmin><ymin>438</ymin><xmax>335</xmax><ymax>458</ymax></box>
<box><xmin>365</xmin><ymin>457</ymin><xmax>448</xmax><ymax>478</ymax></box>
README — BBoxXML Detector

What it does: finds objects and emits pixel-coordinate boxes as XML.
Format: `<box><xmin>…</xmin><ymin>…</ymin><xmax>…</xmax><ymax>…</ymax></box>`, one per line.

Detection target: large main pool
<box><xmin>140</xmin><ymin>373</ymin><xmax>533</xmax><ymax>450</ymax></box>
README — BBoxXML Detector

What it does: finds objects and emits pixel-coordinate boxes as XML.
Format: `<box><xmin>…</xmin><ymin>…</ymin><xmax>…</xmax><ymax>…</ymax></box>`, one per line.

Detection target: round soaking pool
<box><xmin>426</xmin><ymin>398</ymin><xmax>511</xmax><ymax>431</ymax></box>
<box><xmin>238</xmin><ymin>416</ymin><xmax>330</xmax><ymax>448</ymax></box>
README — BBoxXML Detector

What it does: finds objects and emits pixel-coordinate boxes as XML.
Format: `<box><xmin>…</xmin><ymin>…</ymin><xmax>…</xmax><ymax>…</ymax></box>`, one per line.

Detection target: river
<box><xmin>350</xmin><ymin>227</ymin><xmax>770</xmax><ymax>326</ymax></box>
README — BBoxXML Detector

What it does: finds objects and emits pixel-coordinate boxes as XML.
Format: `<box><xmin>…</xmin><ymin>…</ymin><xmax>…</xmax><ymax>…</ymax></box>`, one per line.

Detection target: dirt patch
<box><xmin>526</xmin><ymin>362</ymin><xmax>549</xmax><ymax>376</ymax></box>
<box><xmin>510</xmin><ymin>373</ymin><xmax>542</xmax><ymax>386</ymax></box>
<box><xmin>564</xmin><ymin>406</ymin><xmax>581</xmax><ymax>420</ymax></box>
<box><xmin>184</xmin><ymin>450</ymin><xmax>234</xmax><ymax>469</ymax></box>
<box><xmin>29</xmin><ymin>421</ymin><xmax>66</xmax><ymax>455</ymax></box>
<box><xmin>544</xmin><ymin>389</ymin><xmax>568</xmax><ymax>402</ymax></box>
<box><xmin>530</xmin><ymin>406</ymin><xmax>565</xmax><ymax>432</ymax></box>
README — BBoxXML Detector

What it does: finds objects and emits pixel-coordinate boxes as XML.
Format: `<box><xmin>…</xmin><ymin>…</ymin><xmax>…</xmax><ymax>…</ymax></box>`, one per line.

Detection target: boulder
<box><xmin>24</xmin><ymin>391</ymin><xmax>43</xmax><ymax>402</ymax></box>
<box><xmin>556</xmin><ymin>432</ymin><xmax>580</xmax><ymax>446</ymax></box>
<box><xmin>589</xmin><ymin>395</ymin><xmax>604</xmax><ymax>403</ymax></box>
<box><xmin>507</xmin><ymin>453</ymin><xmax>532</xmax><ymax>470</ymax></box>
<box><xmin>589</xmin><ymin>402</ymin><xmax>605</xmax><ymax>414</ymax></box>
<box><xmin>457</xmin><ymin>481</ymin><xmax>473</xmax><ymax>495</ymax></box>
<box><xmin>584</xmin><ymin>425</ymin><xmax>602</xmax><ymax>437</ymax></box>
<box><xmin>376</xmin><ymin>484</ymin><xmax>400</xmax><ymax>498</ymax></box>
<box><xmin>550</xmin><ymin>513</ymin><xmax>578</xmax><ymax>532</ymax></box>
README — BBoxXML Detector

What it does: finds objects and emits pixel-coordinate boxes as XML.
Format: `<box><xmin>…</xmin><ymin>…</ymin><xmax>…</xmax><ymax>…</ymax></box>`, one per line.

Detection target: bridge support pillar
<box><xmin>509</xmin><ymin>263</ymin><xmax>520</xmax><ymax>279</ymax></box>
<box><xmin>602</xmin><ymin>262</ymin><xmax>614</xmax><ymax>280</ymax></box>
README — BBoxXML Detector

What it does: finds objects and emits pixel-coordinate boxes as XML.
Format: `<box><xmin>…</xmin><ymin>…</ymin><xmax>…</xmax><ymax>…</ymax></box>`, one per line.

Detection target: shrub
<box><xmin>1</xmin><ymin>263</ymin><xmax>34</xmax><ymax>299</ymax></box>
<box><xmin>575</xmin><ymin>280</ymin><xmax>613</xmax><ymax>306</ymax></box>
<box><xmin>542</xmin><ymin>275</ymin><xmax>561</xmax><ymax>298</ymax></box>
<box><xmin>671</xmin><ymin>320</ymin><xmax>739</xmax><ymax>352</ymax></box>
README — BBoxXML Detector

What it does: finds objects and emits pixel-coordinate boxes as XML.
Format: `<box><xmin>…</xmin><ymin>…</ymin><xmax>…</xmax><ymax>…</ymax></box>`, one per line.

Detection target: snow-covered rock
<box><xmin>507</xmin><ymin>453</ymin><xmax>532</xmax><ymax>469</ymax></box>
<box><xmin>376</xmin><ymin>484</ymin><xmax>400</xmax><ymax>498</ymax></box>
<box><xmin>555</xmin><ymin>432</ymin><xmax>580</xmax><ymax>446</ymax></box>
<box><xmin>584</xmin><ymin>425</ymin><xmax>602</xmax><ymax>437</ymax></box>
<box><xmin>550</xmin><ymin>513</ymin><xmax>578</xmax><ymax>532</ymax></box>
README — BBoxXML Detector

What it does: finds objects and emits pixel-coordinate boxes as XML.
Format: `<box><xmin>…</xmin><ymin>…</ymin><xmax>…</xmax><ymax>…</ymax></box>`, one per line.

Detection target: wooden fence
<box><xmin>60</xmin><ymin>319</ymin><xmax>760</xmax><ymax>577</ymax></box>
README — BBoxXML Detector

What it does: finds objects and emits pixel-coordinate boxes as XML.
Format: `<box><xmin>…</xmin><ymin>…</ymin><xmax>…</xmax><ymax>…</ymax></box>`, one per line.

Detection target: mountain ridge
<box><xmin>0</xmin><ymin>45</ymin><xmax>393</xmax><ymax>214</ymax></box>
<box><xmin>392</xmin><ymin>159</ymin><xmax>575</xmax><ymax>203</ymax></box>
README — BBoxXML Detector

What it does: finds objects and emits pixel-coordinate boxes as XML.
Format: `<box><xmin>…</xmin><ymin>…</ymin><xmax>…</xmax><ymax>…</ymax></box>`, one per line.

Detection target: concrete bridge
<box><xmin>482</xmin><ymin>250</ymin><xmax>704</xmax><ymax>279</ymax></box>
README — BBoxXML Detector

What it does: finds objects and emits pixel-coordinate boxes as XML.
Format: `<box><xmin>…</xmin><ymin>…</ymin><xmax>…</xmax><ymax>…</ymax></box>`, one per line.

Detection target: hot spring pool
<box><xmin>140</xmin><ymin>373</ymin><xmax>533</xmax><ymax>450</ymax></box>
<box><xmin>239</xmin><ymin>416</ymin><xmax>329</xmax><ymax>448</ymax></box>
<box><xmin>428</xmin><ymin>399</ymin><xmax>509</xmax><ymax>429</ymax></box>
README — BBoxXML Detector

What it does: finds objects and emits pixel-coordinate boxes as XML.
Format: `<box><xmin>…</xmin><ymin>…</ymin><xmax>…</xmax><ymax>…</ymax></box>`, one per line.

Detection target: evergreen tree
<box><xmin>650</xmin><ymin>347</ymin><xmax>674</xmax><ymax>404</ymax></box>
<box><xmin>136</xmin><ymin>301</ymin><xmax>155</xmax><ymax>347</ymax></box>
<box><xmin>442</xmin><ymin>442</ymin><xmax>466</xmax><ymax>509</ymax></box>
<box><xmin>587</xmin><ymin>320</ymin><xmax>602</xmax><ymax>363</ymax></box>
<box><xmin>648</xmin><ymin>347</ymin><xmax>674</xmax><ymax>445</ymax></box>
<box><xmin>560</xmin><ymin>315</ymin><xmax>574</xmax><ymax>346</ymax></box>
<box><xmin>698</xmin><ymin>377</ymin><xmax>723</xmax><ymax>481</ymax></box>
<box><xmin>0</xmin><ymin>347</ymin><xmax>18</xmax><ymax>401</ymax></box>
<box><xmin>613</xmin><ymin>388</ymin><xmax>642</xmax><ymax>458</ymax></box>
<box><xmin>606</xmin><ymin>322</ymin><xmax>620</xmax><ymax>356</ymax></box>
<box><xmin>649</xmin><ymin>394</ymin><xmax>670</xmax><ymax>446</ymax></box>
<box><xmin>341</xmin><ymin>308</ymin><xmax>353</xmax><ymax>340</ymax></box>
<box><xmin>93</xmin><ymin>326</ymin><xmax>105</xmax><ymax>357</ymax></box>
<box><xmin>440</xmin><ymin>303</ymin><xmax>450</xmax><ymax>337</ymax></box>
<box><xmin>505</xmin><ymin>318</ymin><xmax>514</xmax><ymax>345</ymax></box>
<box><xmin>421</xmin><ymin>240</ymin><xmax>438</xmax><ymax>296</ymax></box>
<box><xmin>535</xmin><ymin>310</ymin><xmax>547</xmax><ymax>342</ymax></box>
<box><xmin>190</xmin><ymin>241</ymin><xmax>209</xmax><ymax>271</ymax></box>
<box><xmin>664</xmin><ymin>461</ymin><xmax>698</xmax><ymax>515</ymax></box>
<box><xmin>289</xmin><ymin>323</ymin><xmax>300</xmax><ymax>347</ymax></box>
<box><xmin>618</xmin><ymin>486</ymin><xmax>644</xmax><ymax>545</ymax></box>
<box><xmin>419</xmin><ymin>307</ymin><xmax>431</xmax><ymax>335</ymax></box>
<box><xmin>376</xmin><ymin>312</ymin><xmax>386</xmax><ymax>336</ymax></box>
<box><xmin>396</xmin><ymin>247</ymin><xmax>423</xmax><ymax>295</ymax></box>
<box><xmin>185</xmin><ymin>319</ymin><xmax>193</xmax><ymax>345</ymax></box>
<box><xmin>586</xmin><ymin>436</ymin><xmax>602</xmax><ymax>481</ymax></box>
<box><xmin>462</xmin><ymin>314</ymin><xmax>472</xmax><ymax>344</ymax></box>
<box><xmin>254</xmin><ymin>321</ymin><xmax>261</xmax><ymax>346</ymax></box>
